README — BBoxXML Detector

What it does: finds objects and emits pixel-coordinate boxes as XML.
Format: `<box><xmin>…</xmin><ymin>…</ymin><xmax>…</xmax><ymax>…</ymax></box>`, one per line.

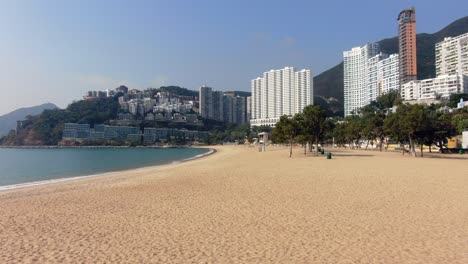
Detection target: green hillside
<box><xmin>0</xmin><ymin>103</ymin><xmax>58</xmax><ymax>137</ymax></box>
<box><xmin>314</xmin><ymin>16</ymin><xmax>468</xmax><ymax>115</ymax></box>
<box><xmin>158</xmin><ymin>86</ymin><xmax>198</xmax><ymax>97</ymax></box>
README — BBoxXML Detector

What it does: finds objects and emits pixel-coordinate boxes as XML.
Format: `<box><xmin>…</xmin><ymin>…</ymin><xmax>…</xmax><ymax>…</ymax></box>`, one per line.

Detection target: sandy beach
<box><xmin>1</xmin><ymin>146</ymin><xmax>467</xmax><ymax>263</ymax></box>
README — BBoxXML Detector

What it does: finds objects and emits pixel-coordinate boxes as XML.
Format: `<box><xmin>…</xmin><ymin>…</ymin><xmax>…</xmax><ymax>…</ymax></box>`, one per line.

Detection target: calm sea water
<box><xmin>0</xmin><ymin>147</ymin><xmax>210</xmax><ymax>188</ymax></box>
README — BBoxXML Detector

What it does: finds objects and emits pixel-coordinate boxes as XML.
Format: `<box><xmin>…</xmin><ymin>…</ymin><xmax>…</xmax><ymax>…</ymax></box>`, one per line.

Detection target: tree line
<box><xmin>272</xmin><ymin>91</ymin><xmax>468</xmax><ymax>157</ymax></box>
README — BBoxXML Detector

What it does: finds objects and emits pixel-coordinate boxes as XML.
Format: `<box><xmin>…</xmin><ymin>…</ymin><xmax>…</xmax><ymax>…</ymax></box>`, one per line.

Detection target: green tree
<box><xmin>387</xmin><ymin>104</ymin><xmax>429</xmax><ymax>157</ymax></box>
<box><xmin>384</xmin><ymin>112</ymin><xmax>406</xmax><ymax>152</ymax></box>
<box><xmin>345</xmin><ymin>115</ymin><xmax>365</xmax><ymax>149</ymax></box>
<box><xmin>358</xmin><ymin>104</ymin><xmax>388</xmax><ymax>151</ymax></box>
<box><xmin>420</xmin><ymin>107</ymin><xmax>456</xmax><ymax>154</ymax></box>
<box><xmin>332</xmin><ymin>122</ymin><xmax>346</xmax><ymax>147</ymax></box>
<box><xmin>371</xmin><ymin>112</ymin><xmax>387</xmax><ymax>151</ymax></box>
<box><xmin>448</xmin><ymin>93</ymin><xmax>468</xmax><ymax>108</ymax></box>
<box><xmin>452</xmin><ymin>108</ymin><xmax>468</xmax><ymax>134</ymax></box>
<box><xmin>272</xmin><ymin>115</ymin><xmax>301</xmax><ymax>157</ymax></box>
<box><xmin>374</xmin><ymin>90</ymin><xmax>401</xmax><ymax>110</ymax></box>
<box><xmin>300</xmin><ymin>105</ymin><xmax>328</xmax><ymax>155</ymax></box>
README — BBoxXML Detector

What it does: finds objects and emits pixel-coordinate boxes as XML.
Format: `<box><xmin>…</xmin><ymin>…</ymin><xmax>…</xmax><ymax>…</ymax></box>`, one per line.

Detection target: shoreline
<box><xmin>0</xmin><ymin>144</ymin><xmax>211</xmax><ymax>149</ymax></box>
<box><xmin>0</xmin><ymin>147</ymin><xmax>215</xmax><ymax>192</ymax></box>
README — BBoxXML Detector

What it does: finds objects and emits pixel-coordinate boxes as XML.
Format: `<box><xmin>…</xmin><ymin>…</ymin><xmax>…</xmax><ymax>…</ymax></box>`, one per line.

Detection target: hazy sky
<box><xmin>0</xmin><ymin>0</ymin><xmax>467</xmax><ymax>115</ymax></box>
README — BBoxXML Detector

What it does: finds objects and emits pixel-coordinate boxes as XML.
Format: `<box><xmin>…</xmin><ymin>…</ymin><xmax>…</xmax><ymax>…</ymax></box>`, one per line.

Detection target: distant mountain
<box><xmin>0</xmin><ymin>103</ymin><xmax>58</xmax><ymax>136</ymax></box>
<box><xmin>314</xmin><ymin>16</ymin><xmax>468</xmax><ymax>115</ymax></box>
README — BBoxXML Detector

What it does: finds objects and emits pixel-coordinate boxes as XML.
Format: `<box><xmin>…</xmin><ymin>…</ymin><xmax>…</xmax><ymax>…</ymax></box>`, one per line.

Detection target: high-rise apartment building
<box><xmin>246</xmin><ymin>96</ymin><xmax>252</xmax><ymax>122</ymax></box>
<box><xmin>398</xmin><ymin>7</ymin><xmax>417</xmax><ymax>85</ymax></box>
<box><xmin>295</xmin><ymin>69</ymin><xmax>313</xmax><ymax>114</ymax></box>
<box><xmin>344</xmin><ymin>44</ymin><xmax>399</xmax><ymax>116</ymax></box>
<box><xmin>199</xmin><ymin>85</ymin><xmax>213</xmax><ymax>119</ymax></box>
<box><xmin>401</xmin><ymin>32</ymin><xmax>468</xmax><ymax>104</ymax></box>
<box><xmin>199</xmin><ymin>85</ymin><xmax>249</xmax><ymax>124</ymax></box>
<box><xmin>377</xmin><ymin>54</ymin><xmax>400</xmax><ymax>96</ymax></box>
<box><xmin>435</xmin><ymin>32</ymin><xmax>468</xmax><ymax>76</ymax></box>
<box><xmin>224</xmin><ymin>95</ymin><xmax>247</xmax><ymax>124</ymax></box>
<box><xmin>251</xmin><ymin>77</ymin><xmax>263</xmax><ymax>120</ymax></box>
<box><xmin>212</xmin><ymin>91</ymin><xmax>224</xmax><ymax>122</ymax></box>
<box><xmin>367</xmin><ymin>53</ymin><xmax>388</xmax><ymax>103</ymax></box>
<box><xmin>199</xmin><ymin>86</ymin><xmax>224</xmax><ymax>122</ymax></box>
<box><xmin>250</xmin><ymin>67</ymin><xmax>313</xmax><ymax>127</ymax></box>
<box><xmin>343</xmin><ymin>43</ymin><xmax>380</xmax><ymax>116</ymax></box>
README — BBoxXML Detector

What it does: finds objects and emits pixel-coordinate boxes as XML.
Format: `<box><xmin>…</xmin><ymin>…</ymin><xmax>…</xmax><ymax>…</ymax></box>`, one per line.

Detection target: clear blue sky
<box><xmin>0</xmin><ymin>0</ymin><xmax>467</xmax><ymax>115</ymax></box>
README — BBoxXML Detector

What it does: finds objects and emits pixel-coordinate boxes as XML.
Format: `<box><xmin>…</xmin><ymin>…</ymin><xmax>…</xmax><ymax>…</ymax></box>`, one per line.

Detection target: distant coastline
<box><xmin>0</xmin><ymin>144</ymin><xmax>211</xmax><ymax>149</ymax></box>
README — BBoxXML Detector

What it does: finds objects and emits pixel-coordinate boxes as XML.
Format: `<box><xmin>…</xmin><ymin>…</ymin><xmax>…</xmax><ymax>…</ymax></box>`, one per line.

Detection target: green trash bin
<box><xmin>321</xmin><ymin>149</ymin><xmax>325</xmax><ymax>155</ymax></box>
<box><xmin>459</xmin><ymin>149</ymin><xmax>464</xmax><ymax>155</ymax></box>
<box><xmin>326</xmin><ymin>153</ymin><xmax>332</xmax><ymax>159</ymax></box>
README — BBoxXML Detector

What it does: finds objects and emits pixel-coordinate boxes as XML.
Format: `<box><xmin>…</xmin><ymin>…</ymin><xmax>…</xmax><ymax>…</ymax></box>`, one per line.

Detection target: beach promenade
<box><xmin>0</xmin><ymin>146</ymin><xmax>467</xmax><ymax>263</ymax></box>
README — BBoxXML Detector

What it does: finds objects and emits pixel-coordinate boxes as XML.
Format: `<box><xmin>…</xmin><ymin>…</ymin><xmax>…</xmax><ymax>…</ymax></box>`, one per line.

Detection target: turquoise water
<box><xmin>0</xmin><ymin>148</ymin><xmax>210</xmax><ymax>187</ymax></box>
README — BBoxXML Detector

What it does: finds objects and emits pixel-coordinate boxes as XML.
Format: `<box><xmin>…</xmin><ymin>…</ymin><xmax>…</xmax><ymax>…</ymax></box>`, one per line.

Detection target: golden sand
<box><xmin>0</xmin><ymin>146</ymin><xmax>467</xmax><ymax>263</ymax></box>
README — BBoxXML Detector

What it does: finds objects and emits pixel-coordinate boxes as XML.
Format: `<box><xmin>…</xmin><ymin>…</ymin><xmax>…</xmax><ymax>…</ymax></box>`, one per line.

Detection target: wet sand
<box><xmin>1</xmin><ymin>146</ymin><xmax>467</xmax><ymax>263</ymax></box>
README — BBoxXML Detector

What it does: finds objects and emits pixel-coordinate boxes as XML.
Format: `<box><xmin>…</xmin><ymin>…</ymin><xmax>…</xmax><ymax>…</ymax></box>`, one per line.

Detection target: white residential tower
<box><xmin>436</xmin><ymin>32</ymin><xmax>468</xmax><ymax>77</ymax></box>
<box><xmin>250</xmin><ymin>67</ymin><xmax>313</xmax><ymax>127</ymax></box>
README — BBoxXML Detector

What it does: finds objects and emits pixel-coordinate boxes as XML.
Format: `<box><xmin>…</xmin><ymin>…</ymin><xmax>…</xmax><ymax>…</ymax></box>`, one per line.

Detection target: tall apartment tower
<box><xmin>367</xmin><ymin>53</ymin><xmax>388</xmax><ymax>103</ymax></box>
<box><xmin>295</xmin><ymin>69</ymin><xmax>313</xmax><ymax>114</ymax></box>
<box><xmin>343</xmin><ymin>43</ymin><xmax>380</xmax><ymax>116</ymax></box>
<box><xmin>224</xmin><ymin>95</ymin><xmax>247</xmax><ymax>124</ymax></box>
<box><xmin>246</xmin><ymin>96</ymin><xmax>252</xmax><ymax>122</ymax></box>
<box><xmin>250</xmin><ymin>66</ymin><xmax>313</xmax><ymax>127</ymax></box>
<box><xmin>435</xmin><ymin>32</ymin><xmax>468</xmax><ymax>76</ymax></box>
<box><xmin>199</xmin><ymin>85</ymin><xmax>213</xmax><ymax>119</ymax></box>
<box><xmin>251</xmin><ymin>78</ymin><xmax>263</xmax><ymax>120</ymax></box>
<box><xmin>377</xmin><ymin>54</ymin><xmax>400</xmax><ymax>96</ymax></box>
<box><xmin>212</xmin><ymin>91</ymin><xmax>224</xmax><ymax>122</ymax></box>
<box><xmin>398</xmin><ymin>7</ymin><xmax>417</xmax><ymax>85</ymax></box>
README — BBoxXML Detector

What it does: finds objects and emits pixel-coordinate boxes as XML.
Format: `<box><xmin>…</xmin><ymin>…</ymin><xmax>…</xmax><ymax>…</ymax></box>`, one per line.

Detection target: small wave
<box><xmin>0</xmin><ymin>174</ymin><xmax>99</xmax><ymax>191</ymax></box>
<box><xmin>181</xmin><ymin>149</ymin><xmax>214</xmax><ymax>162</ymax></box>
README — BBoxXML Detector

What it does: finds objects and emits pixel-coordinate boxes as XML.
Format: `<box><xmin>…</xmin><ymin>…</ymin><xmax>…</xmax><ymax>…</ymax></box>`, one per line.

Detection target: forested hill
<box><xmin>0</xmin><ymin>97</ymin><xmax>119</xmax><ymax>146</ymax></box>
<box><xmin>158</xmin><ymin>86</ymin><xmax>251</xmax><ymax>98</ymax></box>
<box><xmin>313</xmin><ymin>16</ymin><xmax>468</xmax><ymax>114</ymax></box>
<box><xmin>158</xmin><ymin>86</ymin><xmax>198</xmax><ymax>97</ymax></box>
<box><xmin>0</xmin><ymin>103</ymin><xmax>58</xmax><ymax>136</ymax></box>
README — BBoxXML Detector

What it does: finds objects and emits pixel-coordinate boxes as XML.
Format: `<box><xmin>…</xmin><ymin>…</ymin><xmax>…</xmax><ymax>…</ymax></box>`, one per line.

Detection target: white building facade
<box><xmin>251</xmin><ymin>77</ymin><xmax>263</xmax><ymax>120</ymax></box>
<box><xmin>343</xmin><ymin>43</ymin><xmax>380</xmax><ymax>116</ymax></box>
<box><xmin>344</xmin><ymin>43</ymin><xmax>399</xmax><ymax>116</ymax></box>
<box><xmin>401</xmin><ymin>74</ymin><xmax>468</xmax><ymax>102</ymax></box>
<box><xmin>377</xmin><ymin>54</ymin><xmax>400</xmax><ymax>95</ymax></box>
<box><xmin>402</xmin><ymin>32</ymin><xmax>468</xmax><ymax>104</ymax></box>
<box><xmin>367</xmin><ymin>53</ymin><xmax>387</xmax><ymax>104</ymax></box>
<box><xmin>436</xmin><ymin>33</ymin><xmax>468</xmax><ymax>76</ymax></box>
<box><xmin>295</xmin><ymin>69</ymin><xmax>313</xmax><ymax>114</ymax></box>
<box><xmin>250</xmin><ymin>66</ymin><xmax>313</xmax><ymax>127</ymax></box>
<box><xmin>400</xmin><ymin>80</ymin><xmax>421</xmax><ymax>101</ymax></box>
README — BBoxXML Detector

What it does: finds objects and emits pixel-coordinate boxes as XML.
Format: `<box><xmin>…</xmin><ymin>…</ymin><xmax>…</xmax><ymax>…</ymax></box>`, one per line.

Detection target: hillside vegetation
<box><xmin>1</xmin><ymin>97</ymin><xmax>119</xmax><ymax>146</ymax></box>
<box><xmin>0</xmin><ymin>103</ymin><xmax>58</xmax><ymax>136</ymax></box>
